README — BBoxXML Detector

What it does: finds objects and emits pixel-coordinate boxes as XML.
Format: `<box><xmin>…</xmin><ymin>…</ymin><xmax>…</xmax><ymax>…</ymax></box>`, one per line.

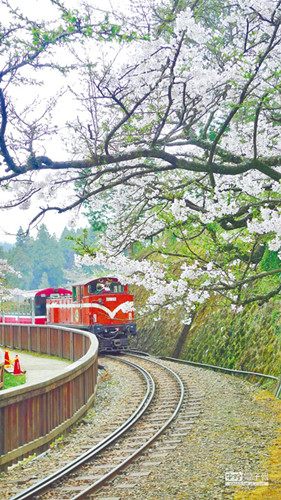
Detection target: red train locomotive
<box><xmin>47</xmin><ymin>277</ymin><xmax>136</xmax><ymax>352</ymax></box>
<box><xmin>0</xmin><ymin>277</ymin><xmax>136</xmax><ymax>352</ymax></box>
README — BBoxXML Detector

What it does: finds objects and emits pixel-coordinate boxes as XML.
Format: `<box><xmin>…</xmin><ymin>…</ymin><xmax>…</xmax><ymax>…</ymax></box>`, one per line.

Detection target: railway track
<box><xmin>11</xmin><ymin>353</ymin><xmax>202</xmax><ymax>500</ymax></box>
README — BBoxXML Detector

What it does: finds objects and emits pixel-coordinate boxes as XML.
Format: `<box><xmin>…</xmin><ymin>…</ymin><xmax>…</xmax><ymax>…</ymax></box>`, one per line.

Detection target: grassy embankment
<box><xmin>3</xmin><ymin>371</ymin><xmax>26</xmax><ymax>389</ymax></box>
<box><xmin>234</xmin><ymin>391</ymin><xmax>281</xmax><ymax>500</ymax></box>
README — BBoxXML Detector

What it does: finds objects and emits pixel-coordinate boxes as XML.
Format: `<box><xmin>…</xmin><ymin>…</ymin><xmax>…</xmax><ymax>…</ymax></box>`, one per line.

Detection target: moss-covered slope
<box><xmin>132</xmin><ymin>288</ymin><xmax>281</xmax><ymax>378</ymax></box>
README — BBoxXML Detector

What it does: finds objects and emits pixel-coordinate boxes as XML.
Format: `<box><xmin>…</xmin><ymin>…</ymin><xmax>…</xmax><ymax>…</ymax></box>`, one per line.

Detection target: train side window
<box><xmin>111</xmin><ymin>284</ymin><xmax>124</xmax><ymax>293</ymax></box>
<box><xmin>72</xmin><ymin>287</ymin><xmax>77</xmax><ymax>301</ymax></box>
<box><xmin>88</xmin><ymin>283</ymin><xmax>96</xmax><ymax>294</ymax></box>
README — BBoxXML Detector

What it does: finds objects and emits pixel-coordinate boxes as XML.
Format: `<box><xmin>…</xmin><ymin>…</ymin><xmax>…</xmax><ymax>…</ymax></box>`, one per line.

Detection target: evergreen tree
<box><xmin>1</xmin><ymin>225</ymin><xmax>91</xmax><ymax>290</ymax></box>
<box><xmin>39</xmin><ymin>271</ymin><xmax>50</xmax><ymax>289</ymax></box>
<box><xmin>59</xmin><ymin>228</ymin><xmax>76</xmax><ymax>270</ymax></box>
<box><xmin>16</xmin><ymin>226</ymin><xmax>27</xmax><ymax>246</ymax></box>
<box><xmin>8</xmin><ymin>228</ymin><xmax>33</xmax><ymax>289</ymax></box>
<box><xmin>0</xmin><ymin>245</ymin><xmax>6</xmax><ymax>259</ymax></box>
<box><xmin>31</xmin><ymin>225</ymin><xmax>64</xmax><ymax>288</ymax></box>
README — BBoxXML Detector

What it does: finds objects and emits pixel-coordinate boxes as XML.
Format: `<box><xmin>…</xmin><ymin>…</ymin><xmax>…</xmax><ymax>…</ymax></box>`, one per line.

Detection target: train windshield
<box><xmin>88</xmin><ymin>281</ymin><xmax>125</xmax><ymax>294</ymax></box>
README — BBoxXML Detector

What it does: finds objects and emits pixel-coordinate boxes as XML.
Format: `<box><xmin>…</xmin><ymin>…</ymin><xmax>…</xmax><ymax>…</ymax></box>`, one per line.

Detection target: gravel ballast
<box><xmin>118</xmin><ymin>359</ymin><xmax>280</xmax><ymax>499</ymax></box>
<box><xmin>0</xmin><ymin>357</ymin><xmax>145</xmax><ymax>500</ymax></box>
<box><xmin>0</xmin><ymin>356</ymin><xmax>280</xmax><ymax>499</ymax></box>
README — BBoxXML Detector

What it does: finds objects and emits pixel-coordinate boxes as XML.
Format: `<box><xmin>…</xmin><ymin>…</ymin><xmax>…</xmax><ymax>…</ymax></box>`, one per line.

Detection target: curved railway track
<box><xmin>11</xmin><ymin>354</ymin><xmax>198</xmax><ymax>500</ymax></box>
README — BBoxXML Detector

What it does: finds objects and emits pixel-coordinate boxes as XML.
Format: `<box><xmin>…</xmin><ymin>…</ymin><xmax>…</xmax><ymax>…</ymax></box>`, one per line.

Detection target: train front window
<box><xmin>88</xmin><ymin>281</ymin><xmax>125</xmax><ymax>294</ymax></box>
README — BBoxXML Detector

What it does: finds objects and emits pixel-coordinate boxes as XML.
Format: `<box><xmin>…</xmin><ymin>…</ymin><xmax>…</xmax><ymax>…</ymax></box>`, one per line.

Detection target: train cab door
<box><xmin>72</xmin><ymin>286</ymin><xmax>82</xmax><ymax>324</ymax></box>
<box><xmin>34</xmin><ymin>294</ymin><xmax>47</xmax><ymax>317</ymax></box>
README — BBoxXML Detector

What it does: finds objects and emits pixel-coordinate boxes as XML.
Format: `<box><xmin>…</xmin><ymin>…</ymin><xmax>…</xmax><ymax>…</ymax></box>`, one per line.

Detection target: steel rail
<box><xmin>161</xmin><ymin>356</ymin><xmax>279</xmax><ymax>381</ymax></box>
<box><xmin>11</xmin><ymin>357</ymin><xmax>155</xmax><ymax>500</ymax></box>
<box><xmin>276</xmin><ymin>379</ymin><xmax>281</xmax><ymax>399</ymax></box>
<box><xmin>128</xmin><ymin>349</ymin><xmax>280</xmax><ymax>397</ymax></box>
<box><xmin>72</xmin><ymin>353</ymin><xmax>185</xmax><ymax>499</ymax></box>
<box><xmin>126</xmin><ymin>348</ymin><xmax>150</xmax><ymax>356</ymax></box>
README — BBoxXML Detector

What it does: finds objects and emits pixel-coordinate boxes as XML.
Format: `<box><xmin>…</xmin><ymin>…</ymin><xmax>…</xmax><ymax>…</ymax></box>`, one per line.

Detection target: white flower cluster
<box><xmin>0</xmin><ymin>260</ymin><xmax>20</xmax><ymax>301</ymax></box>
<box><xmin>174</xmin><ymin>9</ymin><xmax>210</xmax><ymax>44</ymax></box>
<box><xmin>119</xmin><ymin>301</ymin><xmax>135</xmax><ymax>313</ymax></box>
<box><xmin>248</xmin><ymin>208</ymin><xmax>281</xmax><ymax>256</ymax></box>
<box><xmin>170</xmin><ymin>199</ymin><xmax>189</xmax><ymax>222</ymax></box>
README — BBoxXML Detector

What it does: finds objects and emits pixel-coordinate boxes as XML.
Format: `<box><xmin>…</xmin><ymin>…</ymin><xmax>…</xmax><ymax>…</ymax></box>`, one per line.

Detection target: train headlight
<box><xmin>130</xmin><ymin>324</ymin><xmax>137</xmax><ymax>334</ymax></box>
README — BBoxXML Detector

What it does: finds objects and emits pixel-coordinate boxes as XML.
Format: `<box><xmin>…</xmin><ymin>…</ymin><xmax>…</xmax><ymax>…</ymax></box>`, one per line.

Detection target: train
<box><xmin>0</xmin><ymin>287</ymin><xmax>72</xmax><ymax>325</ymax></box>
<box><xmin>0</xmin><ymin>277</ymin><xmax>136</xmax><ymax>352</ymax></box>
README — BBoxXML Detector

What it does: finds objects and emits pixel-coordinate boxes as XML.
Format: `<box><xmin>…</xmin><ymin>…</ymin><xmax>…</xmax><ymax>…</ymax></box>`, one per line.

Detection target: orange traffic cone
<box><xmin>13</xmin><ymin>355</ymin><xmax>25</xmax><ymax>375</ymax></box>
<box><xmin>4</xmin><ymin>350</ymin><xmax>11</xmax><ymax>368</ymax></box>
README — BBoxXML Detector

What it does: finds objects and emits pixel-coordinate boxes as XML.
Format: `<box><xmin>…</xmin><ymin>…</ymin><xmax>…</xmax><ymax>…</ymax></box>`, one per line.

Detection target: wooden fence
<box><xmin>0</xmin><ymin>324</ymin><xmax>98</xmax><ymax>468</ymax></box>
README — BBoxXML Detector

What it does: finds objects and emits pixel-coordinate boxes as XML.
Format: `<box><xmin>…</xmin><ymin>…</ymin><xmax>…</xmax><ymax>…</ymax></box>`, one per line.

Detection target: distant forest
<box><xmin>0</xmin><ymin>225</ymin><xmax>94</xmax><ymax>290</ymax></box>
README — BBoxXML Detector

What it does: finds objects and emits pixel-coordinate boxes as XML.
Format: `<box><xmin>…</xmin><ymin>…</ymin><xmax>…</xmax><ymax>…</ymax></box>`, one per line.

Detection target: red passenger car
<box><xmin>47</xmin><ymin>277</ymin><xmax>136</xmax><ymax>351</ymax></box>
<box><xmin>0</xmin><ymin>287</ymin><xmax>72</xmax><ymax>325</ymax></box>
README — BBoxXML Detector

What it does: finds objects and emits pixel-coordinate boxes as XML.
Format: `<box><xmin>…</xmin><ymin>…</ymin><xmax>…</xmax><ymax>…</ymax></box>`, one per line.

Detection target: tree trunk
<box><xmin>172</xmin><ymin>311</ymin><xmax>197</xmax><ymax>358</ymax></box>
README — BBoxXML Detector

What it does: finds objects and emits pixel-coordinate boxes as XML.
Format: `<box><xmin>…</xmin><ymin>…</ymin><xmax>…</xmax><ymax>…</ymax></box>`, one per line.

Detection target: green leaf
<box><xmin>209</xmin><ymin>130</ymin><xmax>217</xmax><ymax>141</ymax></box>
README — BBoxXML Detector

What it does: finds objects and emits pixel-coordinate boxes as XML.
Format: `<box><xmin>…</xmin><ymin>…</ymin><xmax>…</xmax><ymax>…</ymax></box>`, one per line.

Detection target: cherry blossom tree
<box><xmin>0</xmin><ymin>259</ymin><xmax>19</xmax><ymax>301</ymax></box>
<box><xmin>1</xmin><ymin>0</ymin><xmax>281</xmax><ymax>317</ymax></box>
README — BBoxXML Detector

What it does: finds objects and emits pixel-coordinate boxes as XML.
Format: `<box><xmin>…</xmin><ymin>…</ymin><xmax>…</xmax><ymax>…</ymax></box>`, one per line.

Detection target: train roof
<box><xmin>35</xmin><ymin>287</ymin><xmax>72</xmax><ymax>297</ymax></box>
<box><xmin>11</xmin><ymin>287</ymin><xmax>72</xmax><ymax>298</ymax></box>
<box><xmin>72</xmin><ymin>277</ymin><xmax>120</xmax><ymax>286</ymax></box>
